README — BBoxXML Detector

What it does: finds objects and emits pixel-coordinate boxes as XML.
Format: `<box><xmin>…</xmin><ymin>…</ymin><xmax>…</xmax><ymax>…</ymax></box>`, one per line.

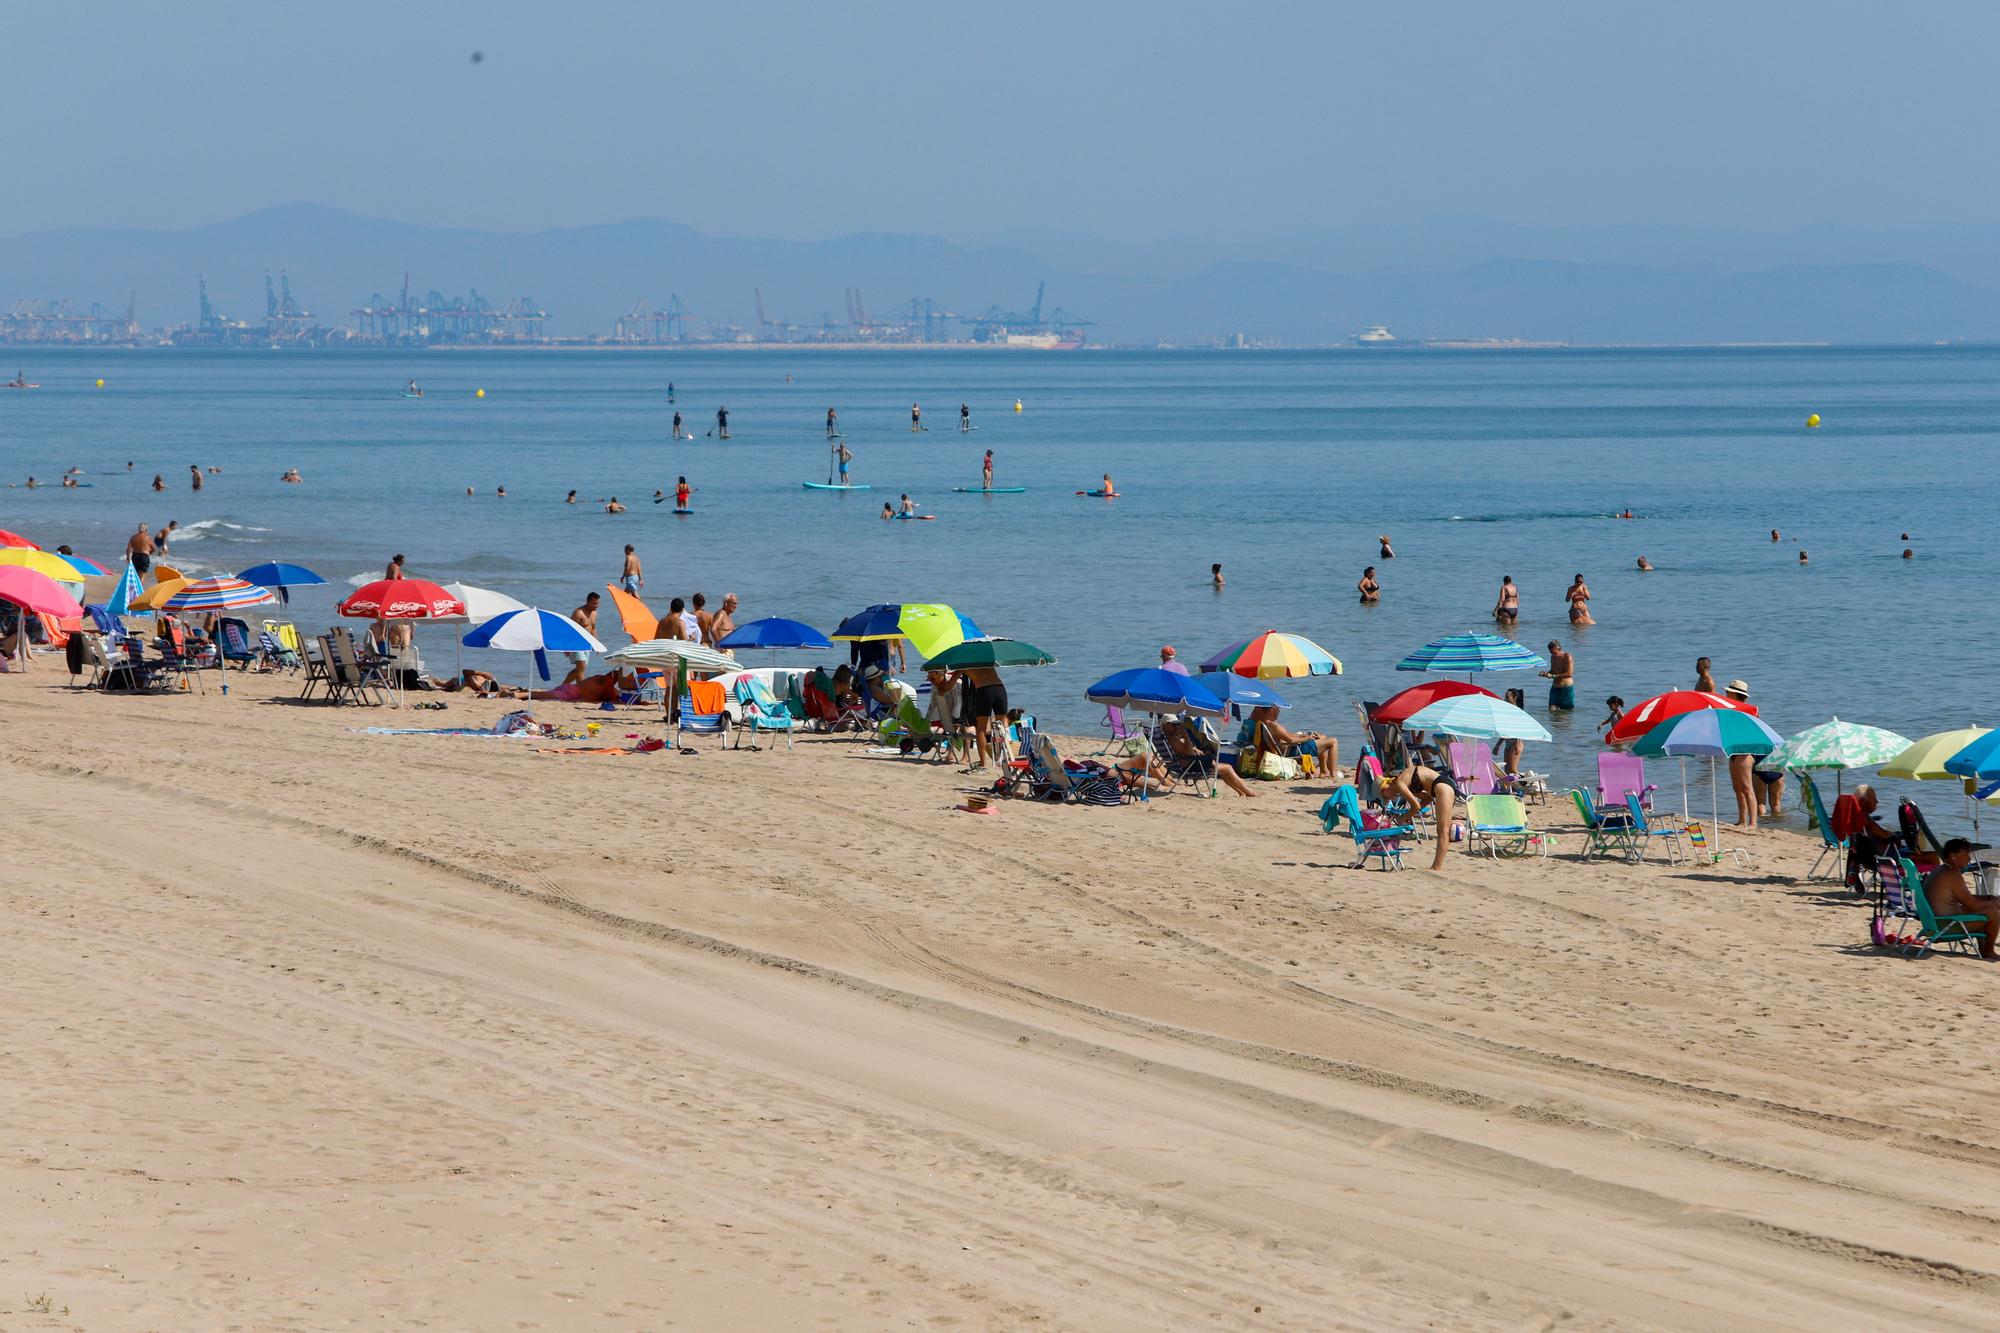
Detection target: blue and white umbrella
<box><xmin>463</xmin><ymin>607</ymin><xmax>608</xmax><ymax>682</ymax></box>
<box><xmin>1396</xmin><ymin>632</ymin><xmax>1546</xmax><ymax>675</ymax></box>
<box><xmin>1402</xmin><ymin>693</ymin><xmax>1551</xmax><ymax>741</ymax></box>
<box><xmin>105</xmin><ymin>560</ymin><xmax>144</xmax><ymax>619</ymax></box>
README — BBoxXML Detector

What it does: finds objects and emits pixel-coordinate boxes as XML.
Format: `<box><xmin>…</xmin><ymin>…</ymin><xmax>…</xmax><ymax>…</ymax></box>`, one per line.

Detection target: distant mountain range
<box><xmin>5</xmin><ymin>204</ymin><xmax>1999</xmax><ymax>345</ymax></box>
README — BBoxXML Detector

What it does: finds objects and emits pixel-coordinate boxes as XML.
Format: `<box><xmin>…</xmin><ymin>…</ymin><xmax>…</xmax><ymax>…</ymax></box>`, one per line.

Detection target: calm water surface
<box><xmin>4</xmin><ymin>345</ymin><xmax>1994</xmax><ymax>829</ymax></box>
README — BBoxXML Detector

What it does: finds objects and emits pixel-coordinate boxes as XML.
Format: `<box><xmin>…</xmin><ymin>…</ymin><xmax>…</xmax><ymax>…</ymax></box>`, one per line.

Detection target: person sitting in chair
<box><xmin>1158</xmin><ymin>716</ymin><xmax>1256</xmax><ymax>797</ymax></box>
<box><xmin>1924</xmin><ymin>839</ymin><xmax>2000</xmax><ymax>960</ymax></box>
<box><xmin>1237</xmin><ymin>704</ymin><xmax>1339</xmax><ymax>779</ymax></box>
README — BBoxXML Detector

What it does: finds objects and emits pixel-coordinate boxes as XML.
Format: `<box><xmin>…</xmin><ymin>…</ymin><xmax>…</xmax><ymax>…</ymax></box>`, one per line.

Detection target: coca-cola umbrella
<box><xmin>338</xmin><ymin>579</ymin><xmax>467</xmax><ymax>621</ymax></box>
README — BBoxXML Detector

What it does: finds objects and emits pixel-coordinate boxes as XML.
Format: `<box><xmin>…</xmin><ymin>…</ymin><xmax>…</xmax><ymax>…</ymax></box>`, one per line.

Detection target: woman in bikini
<box><xmin>1382</xmin><ymin>763</ymin><xmax>1461</xmax><ymax>872</ymax></box>
<box><xmin>1566</xmin><ymin>574</ymin><xmax>1595</xmax><ymax>625</ymax></box>
<box><xmin>1493</xmin><ymin>575</ymin><xmax>1520</xmax><ymax>625</ymax></box>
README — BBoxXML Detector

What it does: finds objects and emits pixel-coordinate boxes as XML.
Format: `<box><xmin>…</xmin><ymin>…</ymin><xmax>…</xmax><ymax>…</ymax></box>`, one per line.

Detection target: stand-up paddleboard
<box><xmin>400</xmin><ymin>391</ymin><xmax>424</xmax><ymax>399</ymax></box>
<box><xmin>1078</xmin><ymin>490</ymin><xmax>1121</xmax><ymax>498</ymax></box>
<box><xmin>803</xmin><ymin>481</ymin><xmax>872</xmax><ymax>491</ymax></box>
<box><xmin>673</xmin><ymin>508</ymin><xmax>694</xmax><ymax>516</ymax></box>
<box><xmin>951</xmin><ymin>486</ymin><xmax>1027</xmax><ymax>494</ymax></box>
<box><xmin>893</xmin><ymin>513</ymin><xmax>936</xmax><ymax>521</ymax></box>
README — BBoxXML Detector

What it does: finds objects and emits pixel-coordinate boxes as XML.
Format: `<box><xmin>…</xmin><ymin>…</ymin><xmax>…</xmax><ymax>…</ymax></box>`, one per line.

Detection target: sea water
<box><xmin>4</xmin><ymin>345</ymin><xmax>1994</xmax><ymax>826</ymax></box>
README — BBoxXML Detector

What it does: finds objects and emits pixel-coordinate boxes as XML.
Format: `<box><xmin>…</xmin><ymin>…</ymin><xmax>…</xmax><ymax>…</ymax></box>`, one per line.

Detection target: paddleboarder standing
<box><xmin>715</xmin><ymin>405</ymin><xmax>729</xmax><ymax>439</ymax></box>
<box><xmin>837</xmin><ymin>441</ymin><xmax>853</xmax><ymax>485</ymax></box>
<box><xmin>982</xmin><ymin>450</ymin><xmax>993</xmax><ymax>490</ymax></box>
<box><xmin>826</xmin><ymin>406</ymin><xmax>839</xmax><ymax>438</ymax></box>
<box><xmin>911</xmin><ymin>402</ymin><xmax>922</xmax><ymax>431</ymax></box>
<box><xmin>960</xmin><ymin>402</ymin><xmax>971</xmax><ymax>432</ymax></box>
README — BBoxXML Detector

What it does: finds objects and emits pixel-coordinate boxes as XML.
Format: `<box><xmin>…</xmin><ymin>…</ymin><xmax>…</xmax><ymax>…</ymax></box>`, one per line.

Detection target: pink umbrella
<box><xmin>0</xmin><ymin>566</ymin><xmax>86</xmax><ymax>673</ymax></box>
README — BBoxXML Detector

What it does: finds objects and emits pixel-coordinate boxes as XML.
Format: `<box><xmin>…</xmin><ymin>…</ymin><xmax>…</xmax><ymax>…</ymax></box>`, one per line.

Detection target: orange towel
<box><xmin>686</xmin><ymin>678</ymin><xmax>726</xmax><ymax>715</ymax></box>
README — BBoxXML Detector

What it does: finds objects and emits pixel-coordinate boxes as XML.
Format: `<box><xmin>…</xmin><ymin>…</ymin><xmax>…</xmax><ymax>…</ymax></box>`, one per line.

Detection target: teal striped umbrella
<box><xmin>1396</xmin><ymin>632</ymin><xmax>1545</xmax><ymax>675</ymax></box>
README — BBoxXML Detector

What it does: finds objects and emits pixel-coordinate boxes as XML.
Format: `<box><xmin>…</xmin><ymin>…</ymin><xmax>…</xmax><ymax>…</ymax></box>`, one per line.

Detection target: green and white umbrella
<box><xmin>1764</xmin><ymin>717</ymin><xmax>1912</xmax><ymax>796</ymax></box>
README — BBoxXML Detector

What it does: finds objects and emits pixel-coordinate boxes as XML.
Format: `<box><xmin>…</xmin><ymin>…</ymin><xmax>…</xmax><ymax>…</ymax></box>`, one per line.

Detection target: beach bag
<box><xmin>1251</xmin><ymin>750</ymin><xmax>1301</xmax><ymax>781</ymax></box>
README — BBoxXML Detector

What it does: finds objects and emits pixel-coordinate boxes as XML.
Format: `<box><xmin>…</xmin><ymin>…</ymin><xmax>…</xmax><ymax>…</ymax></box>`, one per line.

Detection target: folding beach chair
<box><xmin>732</xmin><ymin>676</ymin><xmax>797</xmax><ymax>751</ymax></box>
<box><xmin>1445</xmin><ymin>741</ymin><xmax>1499</xmax><ymax>796</ymax></box>
<box><xmin>1569</xmin><ymin>788</ymin><xmax>1637</xmax><ymax>861</ymax></box>
<box><xmin>677</xmin><ymin>693</ymin><xmax>728</xmax><ymax>749</ymax></box>
<box><xmin>217</xmin><ymin>617</ymin><xmax>258</xmax><ymax>670</ymax></box>
<box><xmin>324</xmin><ymin>631</ymin><xmax>384</xmax><ymax>706</ymax></box>
<box><xmin>1596</xmin><ymin>751</ymin><xmax>1658</xmax><ymax>811</ymax></box>
<box><xmin>1466</xmin><ymin>794</ymin><xmax>1536</xmax><ymax>858</ymax></box>
<box><xmin>1317</xmin><ymin>784</ymin><xmax>1413</xmax><ymax>870</ymax></box>
<box><xmin>1096</xmin><ymin>704</ymin><xmax>1140</xmax><ymax>754</ymax></box>
<box><xmin>1623</xmin><ymin>794</ymin><xmax>1686</xmax><ymax>865</ymax></box>
<box><xmin>1799</xmin><ymin>774</ymin><xmax>1848</xmax><ymax>881</ymax></box>
<box><xmin>1025</xmin><ymin>732</ymin><xmax>1127</xmax><ymax>805</ymax></box>
<box><xmin>298</xmin><ymin>636</ymin><xmax>335</xmax><ymax>700</ymax></box>
<box><xmin>1874</xmin><ymin>854</ymin><xmax>1986</xmax><ymax>958</ymax></box>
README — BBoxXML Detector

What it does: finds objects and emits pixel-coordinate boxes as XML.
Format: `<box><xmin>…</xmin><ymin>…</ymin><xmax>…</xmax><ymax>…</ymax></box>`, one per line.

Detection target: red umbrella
<box><xmin>0</xmin><ymin>528</ymin><xmax>39</xmax><ymax>550</ymax></box>
<box><xmin>1371</xmin><ymin>679</ymin><xmax>1497</xmax><ymax>724</ymax></box>
<box><xmin>338</xmin><ymin>579</ymin><xmax>466</xmax><ymax>620</ymax></box>
<box><xmin>1606</xmin><ymin>690</ymin><xmax>1756</xmax><ymax>745</ymax></box>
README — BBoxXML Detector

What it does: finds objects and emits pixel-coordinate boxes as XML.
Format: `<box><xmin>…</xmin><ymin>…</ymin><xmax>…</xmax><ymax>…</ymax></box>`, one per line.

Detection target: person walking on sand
<box><xmin>1493</xmin><ymin>575</ymin><xmax>1520</xmax><ymax>625</ymax></box>
<box><xmin>1566</xmin><ymin>573</ymin><xmax>1595</xmax><ymax>625</ymax></box>
<box><xmin>960</xmin><ymin>402</ymin><xmax>971</xmax><ymax>432</ymax></box>
<box><xmin>563</xmin><ymin>592</ymin><xmax>601</xmax><ymax>686</ymax></box>
<box><xmin>1542</xmin><ymin>640</ymin><xmax>1576</xmax><ymax>711</ymax></box>
<box><xmin>715</xmin><ymin>406</ymin><xmax>729</xmax><ymax>440</ymax></box>
<box><xmin>620</xmin><ymin>544</ymin><xmax>642</xmax><ymax>593</ymax></box>
<box><xmin>981</xmin><ymin>450</ymin><xmax>993</xmax><ymax>490</ymax></box>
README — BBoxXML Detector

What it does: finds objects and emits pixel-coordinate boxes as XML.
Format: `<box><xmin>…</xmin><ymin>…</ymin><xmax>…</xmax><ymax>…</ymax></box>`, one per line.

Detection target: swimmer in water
<box><xmin>605</xmin><ymin>497</ymin><xmax>625</xmax><ymax>513</ymax></box>
<box><xmin>881</xmin><ymin>502</ymin><xmax>893</xmax><ymax>521</ymax></box>
<box><xmin>1799</xmin><ymin>550</ymin><xmax>1809</xmax><ymax>565</ymax></box>
<box><xmin>1770</xmin><ymin>529</ymin><xmax>1780</xmax><ymax>542</ymax></box>
<box><xmin>1902</xmin><ymin>548</ymin><xmax>1914</xmax><ymax>559</ymax></box>
<box><xmin>566</xmin><ymin>489</ymin><xmax>577</xmax><ymax>504</ymax></box>
<box><xmin>1636</xmin><ymin>556</ymin><xmax>1652</xmax><ymax>571</ymax></box>
<box><xmin>497</xmin><ymin>486</ymin><xmax>507</xmax><ymax>498</ymax></box>
<box><xmin>1566</xmin><ymin>573</ymin><xmax>1595</xmax><ymax>625</ymax></box>
<box><xmin>1212</xmin><ymin>562</ymin><xmax>1225</xmax><ymax>589</ymax></box>
<box><xmin>899</xmin><ymin>492</ymin><xmax>916</xmax><ymax>516</ymax></box>
<box><xmin>1493</xmin><ymin>575</ymin><xmax>1520</xmax><ymax>625</ymax></box>
<box><xmin>1379</xmin><ymin>533</ymin><xmax>1395</xmax><ymax>559</ymax></box>
<box><xmin>1357</xmin><ymin>566</ymin><xmax>1380</xmax><ymax>603</ymax></box>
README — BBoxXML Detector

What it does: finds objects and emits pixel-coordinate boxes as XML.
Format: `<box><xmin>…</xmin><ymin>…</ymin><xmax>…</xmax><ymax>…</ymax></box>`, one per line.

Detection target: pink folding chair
<box><xmin>1447</xmin><ymin>740</ymin><xmax>1499</xmax><ymax>796</ymax></box>
<box><xmin>1596</xmin><ymin>751</ymin><xmax>1657</xmax><ymax>811</ymax></box>
<box><xmin>1096</xmin><ymin>703</ymin><xmax>1138</xmax><ymax>754</ymax></box>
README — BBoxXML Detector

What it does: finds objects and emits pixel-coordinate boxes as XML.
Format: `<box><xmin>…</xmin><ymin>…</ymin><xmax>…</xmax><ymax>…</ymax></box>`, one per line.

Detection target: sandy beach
<box><xmin>4</xmin><ymin>671</ymin><xmax>1998</xmax><ymax>1330</ymax></box>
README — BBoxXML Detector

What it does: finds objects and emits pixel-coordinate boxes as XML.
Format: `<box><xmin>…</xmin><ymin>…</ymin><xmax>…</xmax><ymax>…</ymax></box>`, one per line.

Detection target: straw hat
<box><xmin>1724</xmin><ymin>679</ymin><xmax>1750</xmax><ymax>698</ymax></box>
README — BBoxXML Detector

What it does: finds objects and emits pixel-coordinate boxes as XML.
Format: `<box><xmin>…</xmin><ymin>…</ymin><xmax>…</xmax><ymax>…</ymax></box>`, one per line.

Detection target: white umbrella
<box><xmin>607</xmin><ymin>638</ymin><xmax>737</xmax><ymax>675</ymax></box>
<box><xmin>437</xmin><ymin>582</ymin><xmax>530</xmax><ymax>622</ymax></box>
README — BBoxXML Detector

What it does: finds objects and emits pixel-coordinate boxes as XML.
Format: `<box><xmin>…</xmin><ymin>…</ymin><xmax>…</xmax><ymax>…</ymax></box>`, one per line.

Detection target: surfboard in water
<box><xmin>802</xmin><ymin>482</ymin><xmax>873</xmax><ymax>491</ymax></box>
<box><xmin>893</xmin><ymin>513</ymin><xmax>936</xmax><ymax>521</ymax></box>
<box><xmin>951</xmin><ymin>486</ymin><xmax>1027</xmax><ymax>494</ymax></box>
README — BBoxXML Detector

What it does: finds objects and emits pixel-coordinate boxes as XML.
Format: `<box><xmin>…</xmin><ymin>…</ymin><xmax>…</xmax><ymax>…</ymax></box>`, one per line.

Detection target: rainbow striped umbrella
<box><xmin>156</xmin><ymin>576</ymin><xmax>280</xmax><ymax>613</ymax></box>
<box><xmin>1200</xmin><ymin>630</ymin><xmax>1341</xmax><ymax>679</ymax></box>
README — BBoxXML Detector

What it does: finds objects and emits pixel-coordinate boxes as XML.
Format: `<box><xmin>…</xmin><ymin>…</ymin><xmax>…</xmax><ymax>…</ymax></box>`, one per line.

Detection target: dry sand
<box><xmin>2</xmin><ymin>669</ymin><xmax>1997</xmax><ymax>1330</ymax></box>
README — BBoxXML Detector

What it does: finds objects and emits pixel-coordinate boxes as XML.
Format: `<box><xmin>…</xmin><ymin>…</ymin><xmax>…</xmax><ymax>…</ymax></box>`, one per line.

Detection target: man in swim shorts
<box><xmin>126</xmin><ymin>523</ymin><xmax>153</xmax><ymax>576</ymax></box>
<box><xmin>1543</xmin><ymin>640</ymin><xmax>1575</xmax><ymax>710</ymax></box>
<box><xmin>621</xmin><ymin>545</ymin><xmax>642</xmax><ymax>593</ymax></box>
<box><xmin>563</xmin><ymin>592</ymin><xmax>601</xmax><ymax>685</ymax></box>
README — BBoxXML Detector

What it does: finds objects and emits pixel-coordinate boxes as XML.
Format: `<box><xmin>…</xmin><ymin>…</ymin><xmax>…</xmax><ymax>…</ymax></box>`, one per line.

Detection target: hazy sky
<box><xmin>4</xmin><ymin>1</ymin><xmax>1996</xmax><ymax>242</ymax></box>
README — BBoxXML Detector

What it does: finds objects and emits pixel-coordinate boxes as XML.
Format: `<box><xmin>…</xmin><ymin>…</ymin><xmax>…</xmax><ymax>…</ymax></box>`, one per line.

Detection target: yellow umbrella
<box><xmin>0</xmin><ymin>548</ymin><xmax>86</xmax><ymax>583</ymax></box>
<box><xmin>128</xmin><ymin>577</ymin><xmax>191</xmax><ymax>612</ymax></box>
<box><xmin>1880</xmin><ymin>727</ymin><xmax>1990</xmax><ymax>781</ymax></box>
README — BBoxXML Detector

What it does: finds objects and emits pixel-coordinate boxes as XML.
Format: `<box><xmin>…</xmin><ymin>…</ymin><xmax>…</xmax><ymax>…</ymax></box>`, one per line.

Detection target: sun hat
<box><xmin>1724</xmin><ymin>679</ymin><xmax>1750</xmax><ymax>697</ymax></box>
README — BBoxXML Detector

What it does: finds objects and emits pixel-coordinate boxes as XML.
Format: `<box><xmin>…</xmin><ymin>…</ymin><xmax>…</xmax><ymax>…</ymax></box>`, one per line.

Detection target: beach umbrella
<box><xmin>923</xmin><ymin>637</ymin><xmax>1055</xmax><ymax>670</ymax></box>
<box><xmin>1370</xmin><ymin>680</ymin><xmax>1497</xmax><ymax>725</ymax></box>
<box><xmin>0</xmin><ymin>528</ymin><xmax>37</xmax><ymax>550</ymax></box>
<box><xmin>0</xmin><ymin>566</ymin><xmax>85</xmax><ymax>671</ymax></box>
<box><xmin>1202</xmin><ymin>630</ymin><xmax>1341</xmax><ymax>678</ymax></box>
<box><xmin>235</xmin><ymin>561</ymin><xmax>326</xmax><ymax>605</ymax></box>
<box><xmin>1191</xmin><ymin>670</ymin><xmax>1290</xmax><ymax>710</ymax></box>
<box><xmin>1943</xmin><ymin>731</ymin><xmax>2000</xmax><ymax>783</ymax></box>
<box><xmin>1882</xmin><ymin>728</ymin><xmax>1992</xmax><ymax>781</ymax></box>
<box><xmin>719</xmin><ymin>616</ymin><xmax>834</xmax><ymax>652</ymax></box>
<box><xmin>51</xmin><ymin>552</ymin><xmax>109</xmax><ymax>578</ymax></box>
<box><xmin>600</xmin><ymin>586</ymin><xmax>659</xmax><ymax>642</ymax></box>
<box><xmin>606</xmin><ymin>638</ymin><xmax>739</xmax><ymax>675</ymax></box>
<box><xmin>339</xmin><ymin>579</ymin><xmax>466</xmax><ymax>620</ymax></box>
<box><xmin>105</xmin><ymin>560</ymin><xmax>144</xmax><ymax>619</ymax></box>
<box><xmin>1395</xmin><ymin>632</ymin><xmax>1545</xmax><ymax>676</ymax></box>
<box><xmin>1631</xmin><ymin>708</ymin><xmax>1782</xmax><ymax>861</ymax></box>
<box><xmin>128</xmin><ymin>577</ymin><xmax>191</xmax><ymax>612</ymax></box>
<box><xmin>1763</xmin><ymin>718</ymin><xmax>1913</xmax><ymax>796</ymax></box>
<box><xmin>832</xmin><ymin>603</ymin><xmax>982</xmax><ymax>659</ymax></box>
<box><xmin>156</xmin><ymin>577</ymin><xmax>281</xmax><ymax>695</ymax></box>
<box><xmin>463</xmin><ymin>607</ymin><xmax>608</xmax><ymax>683</ymax></box>
<box><xmin>1084</xmin><ymin>667</ymin><xmax>1225</xmax><ymax>716</ymax></box>
<box><xmin>435</xmin><ymin>581</ymin><xmax>530</xmax><ymax>623</ymax></box>
<box><xmin>0</xmin><ymin>548</ymin><xmax>90</xmax><ymax>584</ymax></box>
<box><xmin>1402</xmin><ymin>693</ymin><xmax>1552</xmax><ymax>741</ymax></box>
<box><xmin>1605</xmin><ymin>690</ymin><xmax>1757</xmax><ymax>746</ymax></box>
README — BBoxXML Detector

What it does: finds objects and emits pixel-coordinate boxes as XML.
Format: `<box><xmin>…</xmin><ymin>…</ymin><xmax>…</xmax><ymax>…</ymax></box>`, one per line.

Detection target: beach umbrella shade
<box><xmin>1202</xmin><ymin>630</ymin><xmax>1341</xmax><ymax>679</ymax></box>
<box><xmin>339</xmin><ymin>579</ymin><xmax>467</xmax><ymax>620</ymax></box>
<box><xmin>1396</xmin><ymin>632</ymin><xmax>1545</xmax><ymax>675</ymax></box>
<box><xmin>1606</xmin><ymin>689</ymin><xmax>1757</xmax><ymax>746</ymax></box>
<box><xmin>1763</xmin><ymin>717</ymin><xmax>1913</xmax><ymax>796</ymax></box>
<box><xmin>832</xmin><ymin>603</ymin><xmax>983</xmax><ymax>659</ymax></box>
<box><xmin>235</xmin><ymin>561</ymin><xmax>326</xmax><ymax>605</ymax></box>
<box><xmin>0</xmin><ymin>528</ymin><xmax>38</xmax><ymax>550</ymax></box>
<box><xmin>718</xmin><ymin>616</ymin><xmax>834</xmax><ymax>651</ymax></box>
<box><xmin>52</xmin><ymin>552</ymin><xmax>109</xmax><ymax>578</ymax></box>
<box><xmin>1403</xmin><ymin>694</ymin><xmax>1552</xmax><ymax>741</ymax></box>
<box><xmin>1370</xmin><ymin>680</ymin><xmax>1498</xmax><ymax>725</ymax></box>
<box><xmin>606</xmin><ymin>638</ymin><xmax>739</xmax><ymax>676</ymax></box>
<box><xmin>1084</xmin><ymin>667</ymin><xmax>1225</xmax><ymax>717</ymax></box>
<box><xmin>128</xmin><ymin>577</ymin><xmax>191</xmax><ymax>612</ymax></box>
<box><xmin>1882</xmin><ymin>728</ymin><xmax>1992</xmax><ymax>781</ymax></box>
<box><xmin>463</xmin><ymin>607</ymin><xmax>608</xmax><ymax>683</ymax></box>
<box><xmin>435</xmin><ymin>581</ymin><xmax>530</xmax><ymax>623</ymax></box>
<box><xmin>1943</xmin><ymin>731</ymin><xmax>2000</xmax><ymax>783</ymax></box>
<box><xmin>0</xmin><ymin>566</ymin><xmax>85</xmax><ymax>670</ymax></box>
<box><xmin>105</xmin><ymin>561</ymin><xmax>144</xmax><ymax>619</ymax></box>
<box><xmin>1191</xmin><ymin>670</ymin><xmax>1290</xmax><ymax>710</ymax></box>
<box><xmin>1632</xmin><ymin>708</ymin><xmax>1783</xmax><ymax>861</ymax></box>
<box><xmin>0</xmin><ymin>548</ymin><xmax>91</xmax><ymax>584</ymax></box>
<box><xmin>923</xmin><ymin>637</ymin><xmax>1055</xmax><ymax>670</ymax></box>
<box><xmin>156</xmin><ymin>577</ymin><xmax>281</xmax><ymax>695</ymax></box>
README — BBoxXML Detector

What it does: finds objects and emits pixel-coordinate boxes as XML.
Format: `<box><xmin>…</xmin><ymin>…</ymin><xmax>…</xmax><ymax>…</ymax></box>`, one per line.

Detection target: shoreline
<box><xmin>5</xmin><ymin>667</ymin><xmax>1997</xmax><ymax>1328</ymax></box>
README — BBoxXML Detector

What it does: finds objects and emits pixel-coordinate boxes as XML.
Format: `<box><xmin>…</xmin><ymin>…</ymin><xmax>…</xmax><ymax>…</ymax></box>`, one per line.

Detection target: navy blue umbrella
<box><xmin>718</xmin><ymin>616</ymin><xmax>833</xmax><ymax>651</ymax></box>
<box><xmin>235</xmin><ymin>561</ymin><xmax>326</xmax><ymax>605</ymax></box>
<box><xmin>1084</xmin><ymin>667</ymin><xmax>1225</xmax><ymax>717</ymax></box>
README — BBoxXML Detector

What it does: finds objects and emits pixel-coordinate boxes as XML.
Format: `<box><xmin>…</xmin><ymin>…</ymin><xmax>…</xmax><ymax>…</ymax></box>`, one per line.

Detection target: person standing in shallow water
<box><xmin>1493</xmin><ymin>575</ymin><xmax>1520</xmax><ymax>625</ymax></box>
<box><xmin>1566</xmin><ymin>573</ymin><xmax>1595</xmax><ymax>625</ymax></box>
<box><xmin>1543</xmin><ymin>640</ymin><xmax>1576</xmax><ymax>711</ymax></box>
<box><xmin>1357</xmin><ymin>566</ymin><xmax>1380</xmax><ymax>603</ymax></box>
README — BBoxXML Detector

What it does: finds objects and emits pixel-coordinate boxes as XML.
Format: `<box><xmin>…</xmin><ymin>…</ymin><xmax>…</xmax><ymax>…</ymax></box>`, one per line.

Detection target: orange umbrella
<box><xmin>604</xmin><ymin>584</ymin><xmax>659</xmax><ymax>641</ymax></box>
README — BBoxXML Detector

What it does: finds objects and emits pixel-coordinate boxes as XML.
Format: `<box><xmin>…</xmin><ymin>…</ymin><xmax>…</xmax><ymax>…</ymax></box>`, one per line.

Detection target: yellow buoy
<box><xmin>1806</xmin><ymin>413</ymin><xmax>1821</xmax><ymax>428</ymax></box>
<box><xmin>95</xmin><ymin>378</ymin><xmax>105</xmax><ymax>388</ymax></box>
<box><xmin>1014</xmin><ymin>399</ymin><xmax>1023</xmax><ymax>413</ymax></box>
<box><xmin>476</xmin><ymin>388</ymin><xmax>486</xmax><ymax>398</ymax></box>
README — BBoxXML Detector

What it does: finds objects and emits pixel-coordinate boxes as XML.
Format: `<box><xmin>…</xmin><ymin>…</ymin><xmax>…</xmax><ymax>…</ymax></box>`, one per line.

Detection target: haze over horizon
<box><xmin>4</xmin><ymin>0</ymin><xmax>1999</xmax><ymax>246</ymax></box>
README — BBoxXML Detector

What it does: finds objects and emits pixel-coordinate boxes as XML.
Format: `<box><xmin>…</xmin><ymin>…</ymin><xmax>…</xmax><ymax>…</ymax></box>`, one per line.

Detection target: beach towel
<box><xmin>686</xmin><ymin>678</ymin><xmax>726</xmax><ymax>715</ymax></box>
